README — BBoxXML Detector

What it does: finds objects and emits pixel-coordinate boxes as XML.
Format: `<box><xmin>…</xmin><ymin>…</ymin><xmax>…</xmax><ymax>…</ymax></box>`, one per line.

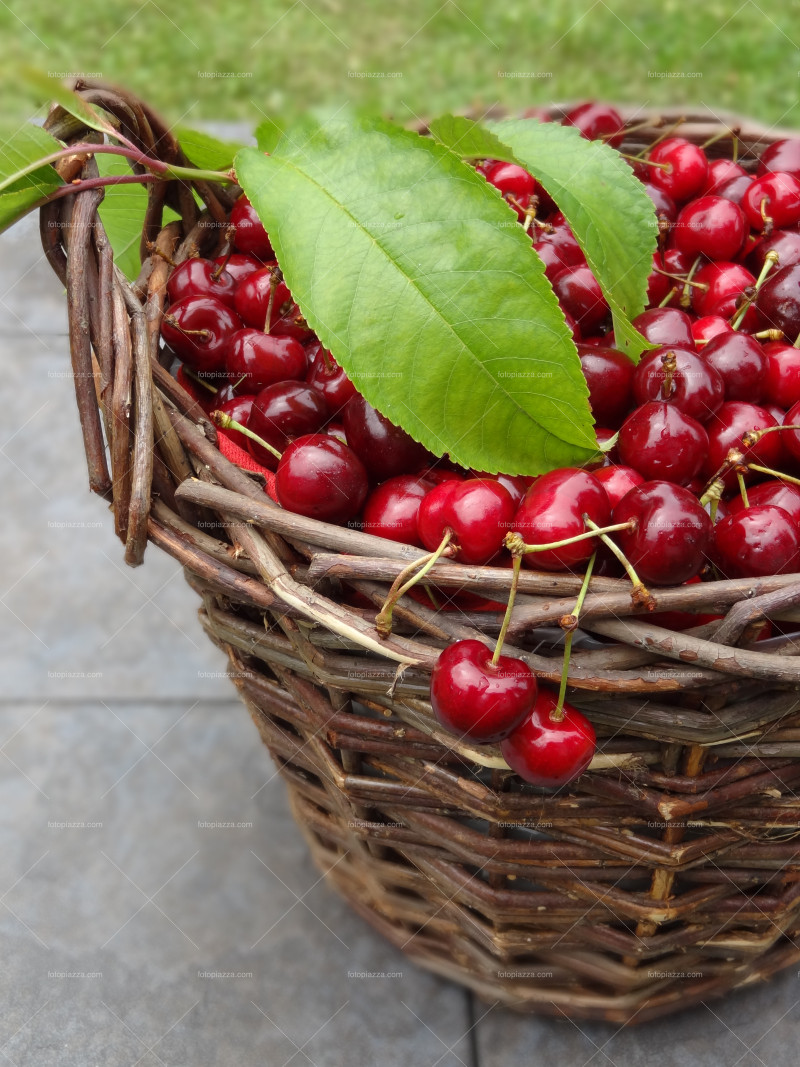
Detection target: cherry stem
<box><xmin>635</xmin><ymin>115</ymin><xmax>686</xmax><ymax>157</ymax></box>
<box><xmin>162</xmin><ymin>316</ymin><xmax>210</xmax><ymax>341</ymax></box>
<box><xmin>182</xmin><ymin>366</ymin><xmax>219</xmax><ymax>395</ymax></box>
<box><xmin>618</xmin><ymin>151</ymin><xmax>669</xmax><ymax>169</ymax></box>
<box><xmin>375</xmin><ymin>530</ymin><xmax>455</xmax><ymax>638</ymax></box>
<box><xmin>736</xmin><ymin>471</ymin><xmax>750</xmax><ymax>509</ymax></box>
<box><xmin>504</xmin><ymin>519</ymin><xmax>634</xmax><ymax>556</ymax></box>
<box><xmin>699</xmin><ymin>477</ymin><xmax>724</xmax><ymax>522</ymax></box>
<box><xmin>661</xmin><ymin>350</ymin><xmax>677</xmax><ymax>399</ymax></box>
<box><xmin>211</xmin><ymin>234</ymin><xmax>236</xmax><ymax>281</ymax></box>
<box><xmin>263</xmin><ymin>270</ymin><xmax>277</xmax><ymax>334</ymax></box>
<box><xmin>210</xmin><ymin>411</ymin><xmax>282</xmax><ymax>460</ymax></box>
<box><xmin>755</xmin><ymin>329</ymin><xmax>783</xmax><ymax>341</ymax></box>
<box><xmin>747</xmin><ymin>463</ymin><xmax>800</xmax><ymax>488</ymax></box>
<box><xmin>490</xmin><ymin>554</ymin><xmax>522</xmax><ymax>667</ymax></box>
<box><xmin>582</xmin><ymin>516</ymin><xmax>654</xmax><ymax>609</ymax></box>
<box><xmin>701</xmin><ymin>127</ymin><xmax>735</xmax><ymax>150</ymax></box>
<box><xmin>743</xmin><ymin>423</ymin><xmax>800</xmax><ymax>448</ymax></box>
<box><xmin>552</xmin><ymin>551</ymin><xmax>596</xmax><ymax>722</ymax></box>
<box><xmin>731</xmin><ymin>250</ymin><xmax>779</xmax><ymax>330</ymax></box>
<box><xmin>760</xmin><ymin>196</ymin><xmax>774</xmax><ymax>237</ymax></box>
<box><xmin>681</xmin><ymin>257</ymin><xmax>704</xmax><ymax>309</ymax></box>
<box><xmin>658</xmin><ymin>285</ymin><xmax>679</xmax><ymax>309</ymax></box>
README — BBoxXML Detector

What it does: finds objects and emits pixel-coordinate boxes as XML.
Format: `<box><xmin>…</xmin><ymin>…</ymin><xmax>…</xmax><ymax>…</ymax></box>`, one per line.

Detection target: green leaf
<box><xmin>95</xmin><ymin>155</ymin><xmax>179</xmax><ymax>280</ymax></box>
<box><xmin>0</xmin><ymin>122</ymin><xmax>63</xmax><ymax>233</ymax></box>
<box><xmin>177</xmin><ymin>127</ymin><xmax>242</xmax><ymax>172</ymax></box>
<box><xmin>254</xmin><ymin>119</ymin><xmax>286</xmax><ymax>155</ymax></box>
<box><xmin>235</xmin><ymin>118</ymin><xmax>599</xmax><ymax>477</ymax></box>
<box><xmin>489</xmin><ymin>118</ymin><xmax>657</xmax><ymax>359</ymax></box>
<box><xmin>23</xmin><ymin>69</ymin><xmax>116</xmax><ymax>138</ymax></box>
<box><xmin>428</xmin><ymin>114</ymin><xmax>523</xmax><ymax>165</ymax></box>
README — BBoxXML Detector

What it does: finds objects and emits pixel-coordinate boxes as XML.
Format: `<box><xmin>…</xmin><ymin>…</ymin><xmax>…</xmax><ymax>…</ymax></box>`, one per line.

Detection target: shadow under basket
<box><xmin>40</xmin><ymin>82</ymin><xmax>800</xmax><ymax>1024</ymax></box>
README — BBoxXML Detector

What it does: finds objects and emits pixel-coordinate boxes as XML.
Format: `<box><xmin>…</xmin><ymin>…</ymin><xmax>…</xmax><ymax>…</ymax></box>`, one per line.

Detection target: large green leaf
<box><xmin>0</xmin><ymin>122</ymin><xmax>63</xmax><ymax>233</ymax></box>
<box><xmin>490</xmin><ymin>118</ymin><xmax>657</xmax><ymax>359</ymax></box>
<box><xmin>235</xmin><ymin>118</ymin><xmax>599</xmax><ymax>476</ymax></box>
<box><xmin>95</xmin><ymin>155</ymin><xmax>179</xmax><ymax>280</ymax></box>
<box><xmin>177</xmin><ymin>127</ymin><xmax>242</xmax><ymax>172</ymax></box>
<box><xmin>428</xmin><ymin>114</ymin><xmax>523</xmax><ymax>166</ymax></box>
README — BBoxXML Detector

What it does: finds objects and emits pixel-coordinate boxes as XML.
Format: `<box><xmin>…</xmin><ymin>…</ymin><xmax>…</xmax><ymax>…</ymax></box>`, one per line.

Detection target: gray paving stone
<box><xmin>0</xmin><ymin>698</ymin><xmax>473</xmax><ymax>1066</ymax></box>
<box><xmin>0</xmin><ymin>214</ymin><xmax>69</xmax><ymax>338</ymax></box>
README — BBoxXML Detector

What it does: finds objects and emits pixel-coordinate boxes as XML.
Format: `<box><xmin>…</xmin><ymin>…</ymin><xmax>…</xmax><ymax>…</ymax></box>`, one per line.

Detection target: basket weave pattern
<box><xmin>41</xmin><ymin>84</ymin><xmax>800</xmax><ymax>1023</ymax></box>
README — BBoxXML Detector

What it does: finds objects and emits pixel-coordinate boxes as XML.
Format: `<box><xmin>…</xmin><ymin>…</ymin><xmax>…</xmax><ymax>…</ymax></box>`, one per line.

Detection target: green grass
<box><xmin>3</xmin><ymin>0</ymin><xmax>800</xmax><ymax>132</ymax></box>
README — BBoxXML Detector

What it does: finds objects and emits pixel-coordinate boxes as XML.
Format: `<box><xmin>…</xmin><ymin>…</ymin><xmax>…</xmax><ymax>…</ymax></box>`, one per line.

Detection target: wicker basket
<box><xmin>39</xmin><ymin>83</ymin><xmax>800</xmax><ymax>1024</ymax></box>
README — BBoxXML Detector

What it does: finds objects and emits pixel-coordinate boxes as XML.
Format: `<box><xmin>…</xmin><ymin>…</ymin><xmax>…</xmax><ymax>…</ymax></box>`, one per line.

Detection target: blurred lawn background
<box><xmin>2</xmin><ymin>0</ymin><xmax>800</xmax><ymax>131</ymax></box>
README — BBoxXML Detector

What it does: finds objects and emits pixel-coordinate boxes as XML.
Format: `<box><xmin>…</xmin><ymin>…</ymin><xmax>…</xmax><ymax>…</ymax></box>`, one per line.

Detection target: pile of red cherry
<box><xmin>161</xmin><ymin>101</ymin><xmax>800</xmax><ymax>790</ymax></box>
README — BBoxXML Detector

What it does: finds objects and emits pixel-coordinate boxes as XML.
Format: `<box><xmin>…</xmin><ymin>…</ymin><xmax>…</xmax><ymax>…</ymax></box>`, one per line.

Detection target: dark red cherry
<box><xmin>512</xmin><ymin>468</ymin><xmax>611</xmax><ymax>571</ymax></box>
<box><xmin>306</xmin><ymin>353</ymin><xmax>359</xmax><ymax>412</ymax></box>
<box><xmin>742</xmin><ymin>172</ymin><xmax>800</xmax><ymax>231</ymax></box>
<box><xmin>728</xmin><ymin>480</ymin><xmax>800</xmax><ymax>525</ymax></box>
<box><xmin>647</xmin><ymin>138</ymin><xmax>708</xmax><ymax>203</ymax></box>
<box><xmin>230</xmin><ymin>195</ymin><xmax>273</xmax><ymax>259</ymax></box>
<box><xmin>691</xmin><ymin>261</ymin><xmax>756</xmax><ymax>320</ymax></box>
<box><xmin>672</xmin><ymin>195</ymin><xmax>747</xmax><ymax>261</ymax></box>
<box><xmin>577</xmin><ymin>344</ymin><xmax>635</xmax><ymax>428</ymax></box>
<box><xmin>592</xmin><ymin>465</ymin><xmax>645</xmax><ymax>508</ymax></box>
<box><xmin>703</xmin><ymin>401</ymin><xmax>782</xmax><ymax>488</ymax></box>
<box><xmin>271</xmin><ymin>298</ymin><xmax>314</xmax><ymax>342</ymax></box>
<box><xmin>756</xmin><ymin>264</ymin><xmax>800</xmax><ymax>342</ymax></box>
<box><xmin>711</xmin><ymin>506</ymin><xmax>800</xmax><ymax>578</ymax></box>
<box><xmin>552</xmin><ymin>265</ymin><xmax>609</xmax><ymax>332</ymax></box>
<box><xmin>704</xmin><ymin>158</ymin><xmax>747</xmax><ymax>194</ymax></box>
<box><xmin>699</xmin><ymin>332</ymin><xmax>766</xmax><ymax>401</ymax></box>
<box><xmin>632</xmin><ymin>307</ymin><xmax>694</xmax><ymax>348</ymax></box>
<box><xmin>646</xmin><ymin>254</ymin><xmax>674</xmax><ymax>307</ymax></box>
<box><xmin>692</xmin><ymin>315</ymin><xmax>733</xmax><ymax>348</ymax></box>
<box><xmin>431</xmin><ymin>640</ymin><xmax>537</xmax><ymax>744</ymax></box>
<box><xmin>213</xmin><ymin>394</ymin><xmax>256</xmax><ymax>449</ymax></box>
<box><xmin>361</xmin><ymin>474</ymin><xmax>431</xmax><ymax>546</ymax></box>
<box><xmin>275</xmin><ymin>434</ymin><xmax>368</xmax><ymax>524</ymax></box>
<box><xmin>469</xmin><ymin>471</ymin><xmax>530</xmax><ymax>510</ymax></box>
<box><xmin>226</xmin><ymin>330</ymin><xmax>307</xmax><ymax>393</ymax></box>
<box><xmin>342</xmin><ymin>394</ymin><xmax>432</xmax><ymax>481</ymax></box>
<box><xmin>642</xmin><ymin>182</ymin><xmax>678</xmax><ymax>222</ymax></box>
<box><xmin>633</xmin><ymin>346</ymin><xmax>724</xmax><ymax>422</ymax></box>
<box><xmin>618</xmin><ymin>401</ymin><xmax>708</xmax><ymax>485</ymax></box>
<box><xmin>612</xmin><ymin>481</ymin><xmax>713</xmax><ymax>585</ymax></box>
<box><xmin>563</xmin><ymin>102</ymin><xmax>625</xmax><ymax>146</ymax></box>
<box><xmin>247</xmin><ymin>382</ymin><xmax>330</xmax><ymax>469</ymax></box>
<box><xmin>746</xmin><ymin>229</ymin><xmax>800</xmax><ymax>275</ymax></box>
<box><xmin>213</xmin><ymin>252</ymin><xmax>262</xmax><ymax>286</ymax></box>
<box><xmin>758</xmin><ymin>139</ymin><xmax>800</xmax><ymax>178</ymax></box>
<box><xmin>500</xmin><ymin>688</ymin><xmax>596</xmax><ymax>788</ymax></box>
<box><xmin>417</xmin><ymin>478</ymin><xmax>515</xmax><ymax>564</ymax></box>
<box><xmin>759</xmin><ymin>342</ymin><xmax>800</xmax><ymax>408</ymax></box>
<box><xmin>234</xmin><ymin>267</ymin><xmax>292</xmax><ymax>330</ymax></box>
<box><xmin>161</xmin><ymin>295</ymin><xmax>243</xmax><ymax>375</ymax></box>
<box><xmin>714</xmin><ymin>175</ymin><xmax>754</xmax><ymax>206</ymax></box>
<box><xmin>166</xmin><ymin>258</ymin><xmax>238</xmax><ymax>309</ymax></box>
<box><xmin>778</xmin><ymin>399</ymin><xmax>800</xmax><ymax>463</ymax></box>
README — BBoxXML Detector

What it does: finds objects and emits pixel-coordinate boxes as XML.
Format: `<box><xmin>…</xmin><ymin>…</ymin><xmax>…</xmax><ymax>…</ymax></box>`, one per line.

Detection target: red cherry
<box><xmin>746</xmin><ymin>229</ymin><xmax>800</xmax><ymax>275</ymax></box>
<box><xmin>469</xmin><ymin>471</ymin><xmax>530</xmax><ymax>510</ymax></box>
<box><xmin>711</xmin><ymin>506</ymin><xmax>800</xmax><ymax>578</ymax></box>
<box><xmin>247</xmin><ymin>382</ymin><xmax>330</xmax><ymax>469</ymax></box>
<box><xmin>234</xmin><ymin>267</ymin><xmax>292</xmax><ymax>330</ymax></box>
<box><xmin>225</xmin><ymin>330</ymin><xmax>307</xmax><ymax>393</ymax></box>
<box><xmin>756</xmin><ymin>263</ymin><xmax>800</xmax><ymax>342</ymax></box>
<box><xmin>672</xmin><ymin>196</ymin><xmax>747</xmax><ymax>261</ymax></box>
<box><xmin>342</xmin><ymin>394</ymin><xmax>432</xmax><ymax>481</ymax></box>
<box><xmin>632</xmin><ymin>346</ymin><xmax>724</xmax><ymax>422</ymax></box>
<box><xmin>760</xmin><ymin>342</ymin><xmax>800</xmax><ymax>408</ymax></box>
<box><xmin>230</xmin><ymin>195</ymin><xmax>273</xmax><ymax>259</ymax></box>
<box><xmin>512</xmin><ymin>468</ymin><xmax>611</xmax><ymax>571</ymax></box>
<box><xmin>777</xmin><ymin>399</ymin><xmax>800</xmax><ymax>463</ymax></box>
<box><xmin>306</xmin><ymin>353</ymin><xmax>359</xmax><ymax>412</ymax></box>
<box><xmin>431</xmin><ymin>639</ymin><xmax>537</xmax><ymax>744</ymax></box>
<box><xmin>562</xmin><ymin>102</ymin><xmax>625</xmax><ymax>146</ymax></box>
<box><xmin>275</xmin><ymin>434</ymin><xmax>368</xmax><ymax>524</ymax></box>
<box><xmin>647</xmin><ymin>138</ymin><xmax>709</xmax><ymax>203</ymax></box>
<box><xmin>714</xmin><ymin>174</ymin><xmax>754</xmax><ymax>206</ymax></box>
<box><xmin>642</xmin><ymin>182</ymin><xmax>678</xmax><ymax>222</ymax></box>
<box><xmin>213</xmin><ymin>252</ymin><xmax>262</xmax><ymax>286</ymax></box>
<box><xmin>552</xmin><ymin>265</ymin><xmax>609</xmax><ymax>332</ymax></box>
<box><xmin>166</xmin><ymin>258</ymin><xmax>238</xmax><ymax>309</ymax></box>
<box><xmin>618</xmin><ymin>401</ymin><xmax>708</xmax><ymax>485</ymax></box>
<box><xmin>632</xmin><ymin>307</ymin><xmax>695</xmax><ymax>348</ymax></box>
<box><xmin>161</xmin><ymin>295</ymin><xmax>243</xmax><ymax>375</ymax></box>
<box><xmin>417</xmin><ymin>478</ymin><xmax>515</xmax><ymax>565</ymax></box>
<box><xmin>484</xmin><ymin>161</ymin><xmax>536</xmax><ymax>220</ymax></box>
<box><xmin>500</xmin><ymin>688</ymin><xmax>596</xmax><ymax>788</ymax></box>
<box><xmin>703</xmin><ymin>401</ymin><xmax>782</xmax><ymax>488</ymax></box>
<box><xmin>361</xmin><ymin>475</ymin><xmax>431</xmax><ymax>546</ymax></box>
<box><xmin>592</xmin><ymin>465</ymin><xmax>645</xmax><ymax>508</ymax></box>
<box><xmin>742</xmin><ymin>172</ymin><xmax>800</xmax><ymax>231</ymax></box>
<box><xmin>728</xmin><ymin>480</ymin><xmax>800</xmax><ymax>524</ymax></box>
<box><xmin>699</xmin><ymin>332</ymin><xmax>766</xmax><ymax>401</ymax></box>
<box><xmin>704</xmin><ymin>158</ymin><xmax>747</xmax><ymax>194</ymax></box>
<box><xmin>577</xmin><ymin>345</ymin><xmax>635</xmax><ymax>428</ymax></box>
<box><xmin>758</xmin><ymin>139</ymin><xmax>800</xmax><ymax>178</ymax></box>
<box><xmin>691</xmin><ymin>261</ymin><xmax>756</xmax><ymax>320</ymax></box>
<box><xmin>612</xmin><ymin>481</ymin><xmax>713</xmax><ymax>586</ymax></box>
<box><xmin>214</xmin><ymin>394</ymin><xmax>256</xmax><ymax>448</ymax></box>
<box><xmin>692</xmin><ymin>315</ymin><xmax>733</xmax><ymax>348</ymax></box>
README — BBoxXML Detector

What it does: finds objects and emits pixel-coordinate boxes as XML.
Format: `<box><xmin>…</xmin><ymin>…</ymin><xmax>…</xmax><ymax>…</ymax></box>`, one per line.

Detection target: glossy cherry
<box><xmin>562</xmin><ymin>102</ymin><xmax>625</xmax><ymax>145</ymax></box>
<box><xmin>247</xmin><ymin>382</ymin><xmax>330</xmax><ymax>469</ymax></box>
<box><xmin>306</xmin><ymin>352</ymin><xmax>359</xmax><ymax>412</ymax></box>
<box><xmin>213</xmin><ymin>394</ymin><xmax>256</xmax><ymax>448</ymax></box>
<box><xmin>166</xmin><ymin>257</ymin><xmax>238</xmax><ymax>309</ymax></box>
<box><xmin>500</xmin><ymin>688</ymin><xmax>596</xmax><ymax>788</ymax></box>
<box><xmin>714</xmin><ymin>175</ymin><xmax>754</xmax><ymax>206</ymax></box>
<box><xmin>756</xmin><ymin>264</ymin><xmax>800</xmax><ymax>342</ymax></box>
<box><xmin>703</xmin><ymin>401</ymin><xmax>782</xmax><ymax>487</ymax></box>
<box><xmin>700</xmin><ymin>332</ymin><xmax>766</xmax><ymax>401</ymax></box>
<box><xmin>747</xmin><ymin>229</ymin><xmax>800</xmax><ymax>275</ymax></box>
<box><xmin>512</xmin><ymin>468</ymin><xmax>611</xmax><ymax>571</ymax></box>
<box><xmin>742</xmin><ymin>172</ymin><xmax>800</xmax><ymax>231</ymax></box>
<box><xmin>417</xmin><ymin>478</ymin><xmax>515</xmax><ymax>565</ymax></box>
<box><xmin>592</xmin><ymin>465</ymin><xmax>645</xmax><ymax>508</ymax></box>
<box><xmin>577</xmin><ymin>345</ymin><xmax>635</xmax><ymax>428</ymax></box>
<box><xmin>691</xmin><ymin>261</ymin><xmax>756</xmax><ymax>320</ymax></box>
<box><xmin>647</xmin><ymin>138</ymin><xmax>709</xmax><ymax>203</ymax></box>
<box><xmin>161</xmin><ymin>295</ymin><xmax>242</xmax><ymax>375</ymax></box>
<box><xmin>758</xmin><ymin>139</ymin><xmax>800</xmax><ymax>178</ymax></box>
<box><xmin>234</xmin><ymin>267</ymin><xmax>292</xmax><ymax>330</ymax></box>
<box><xmin>213</xmin><ymin>252</ymin><xmax>262</xmax><ymax>286</ymax></box>
<box><xmin>431</xmin><ymin>640</ymin><xmax>537</xmax><ymax>744</ymax></box>
<box><xmin>632</xmin><ymin>346</ymin><xmax>724</xmax><ymax>422</ymax></box>
<box><xmin>618</xmin><ymin>401</ymin><xmax>708</xmax><ymax>485</ymax></box>
<box><xmin>612</xmin><ymin>481</ymin><xmax>713</xmax><ymax>586</ymax></box>
<box><xmin>760</xmin><ymin>342</ymin><xmax>800</xmax><ymax>408</ymax></box>
<box><xmin>672</xmin><ymin>195</ymin><xmax>746</xmax><ymax>261</ymax></box>
<box><xmin>692</xmin><ymin>315</ymin><xmax>733</xmax><ymax>348</ymax></box>
<box><xmin>484</xmin><ymin>161</ymin><xmax>536</xmax><ymax>220</ymax></box>
<box><xmin>632</xmin><ymin>307</ymin><xmax>694</xmax><ymax>348</ymax></box>
<box><xmin>275</xmin><ymin>434</ymin><xmax>368</xmax><ymax>524</ymax></box>
<box><xmin>711</xmin><ymin>506</ymin><xmax>800</xmax><ymax>578</ymax></box>
<box><xmin>226</xmin><ymin>330</ymin><xmax>307</xmax><ymax>393</ymax></box>
<box><xmin>230</xmin><ymin>195</ymin><xmax>273</xmax><ymax>259</ymax></box>
<box><xmin>342</xmin><ymin>394</ymin><xmax>432</xmax><ymax>481</ymax></box>
<box><xmin>777</xmin><ymin>399</ymin><xmax>800</xmax><ymax>463</ymax></box>
<box><xmin>704</xmin><ymin>158</ymin><xmax>747</xmax><ymax>194</ymax></box>
<box><xmin>728</xmin><ymin>480</ymin><xmax>800</xmax><ymax>525</ymax></box>
<box><xmin>361</xmin><ymin>474</ymin><xmax>433</xmax><ymax>546</ymax></box>
<box><xmin>551</xmin><ymin>266</ymin><xmax>609</xmax><ymax>333</ymax></box>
